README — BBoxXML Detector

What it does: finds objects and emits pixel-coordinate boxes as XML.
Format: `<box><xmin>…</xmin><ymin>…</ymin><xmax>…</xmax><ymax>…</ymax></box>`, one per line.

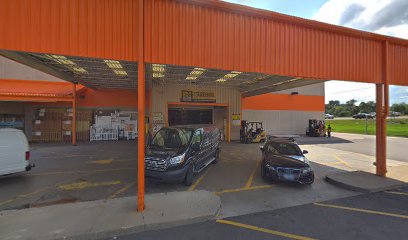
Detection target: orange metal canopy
<box><xmin>0</xmin><ymin>79</ymin><xmax>83</xmax><ymax>102</ymax></box>
<box><xmin>0</xmin><ymin>0</ymin><xmax>407</xmax><ymax>86</ymax></box>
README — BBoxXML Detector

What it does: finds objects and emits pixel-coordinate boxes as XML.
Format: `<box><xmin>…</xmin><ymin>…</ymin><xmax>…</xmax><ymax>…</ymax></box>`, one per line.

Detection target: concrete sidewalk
<box><xmin>326</xmin><ymin>171</ymin><xmax>408</xmax><ymax>193</ymax></box>
<box><xmin>0</xmin><ymin>190</ymin><xmax>221</xmax><ymax>240</ymax></box>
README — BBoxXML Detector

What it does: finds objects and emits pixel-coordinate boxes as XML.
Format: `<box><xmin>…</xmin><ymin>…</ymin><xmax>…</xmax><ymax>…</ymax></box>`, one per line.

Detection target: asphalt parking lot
<box><xmin>108</xmin><ymin>187</ymin><xmax>408</xmax><ymax>240</ymax></box>
<box><xmin>0</xmin><ymin>135</ymin><xmax>406</xmax><ymax>214</ymax></box>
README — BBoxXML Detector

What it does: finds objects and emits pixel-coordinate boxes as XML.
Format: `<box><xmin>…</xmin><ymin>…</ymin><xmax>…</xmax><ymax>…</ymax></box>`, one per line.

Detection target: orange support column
<box><xmin>72</xmin><ymin>83</ymin><xmax>77</xmax><ymax>146</ymax></box>
<box><xmin>137</xmin><ymin>0</ymin><xmax>146</xmax><ymax>212</ymax></box>
<box><xmin>375</xmin><ymin>84</ymin><xmax>386</xmax><ymax>176</ymax></box>
<box><xmin>376</xmin><ymin>41</ymin><xmax>390</xmax><ymax>177</ymax></box>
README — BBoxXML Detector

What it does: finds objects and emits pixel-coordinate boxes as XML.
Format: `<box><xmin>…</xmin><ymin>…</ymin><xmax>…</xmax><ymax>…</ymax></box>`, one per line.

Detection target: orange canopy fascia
<box><xmin>0</xmin><ymin>0</ymin><xmax>407</xmax><ymax>86</ymax></box>
<box><xmin>0</xmin><ymin>79</ymin><xmax>84</xmax><ymax>102</ymax></box>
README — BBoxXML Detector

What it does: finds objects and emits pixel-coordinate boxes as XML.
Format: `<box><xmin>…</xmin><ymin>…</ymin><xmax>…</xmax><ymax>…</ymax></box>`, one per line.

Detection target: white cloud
<box><xmin>316</xmin><ymin>0</ymin><xmax>408</xmax><ymax>104</ymax></box>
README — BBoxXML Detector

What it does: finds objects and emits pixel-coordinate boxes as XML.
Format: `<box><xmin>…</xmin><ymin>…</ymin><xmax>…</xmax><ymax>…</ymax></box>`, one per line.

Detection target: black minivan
<box><xmin>145</xmin><ymin>125</ymin><xmax>220</xmax><ymax>186</ymax></box>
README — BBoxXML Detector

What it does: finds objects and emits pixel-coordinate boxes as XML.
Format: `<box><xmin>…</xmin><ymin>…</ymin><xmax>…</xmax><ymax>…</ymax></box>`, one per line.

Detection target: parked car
<box><xmin>390</xmin><ymin>111</ymin><xmax>401</xmax><ymax>117</ymax></box>
<box><xmin>352</xmin><ymin>113</ymin><xmax>374</xmax><ymax>119</ymax></box>
<box><xmin>260</xmin><ymin>138</ymin><xmax>314</xmax><ymax>185</ymax></box>
<box><xmin>368</xmin><ymin>112</ymin><xmax>376</xmax><ymax>118</ymax></box>
<box><xmin>0</xmin><ymin>128</ymin><xmax>34</xmax><ymax>176</ymax></box>
<box><xmin>145</xmin><ymin>125</ymin><xmax>220</xmax><ymax>186</ymax></box>
<box><xmin>324</xmin><ymin>114</ymin><xmax>334</xmax><ymax>119</ymax></box>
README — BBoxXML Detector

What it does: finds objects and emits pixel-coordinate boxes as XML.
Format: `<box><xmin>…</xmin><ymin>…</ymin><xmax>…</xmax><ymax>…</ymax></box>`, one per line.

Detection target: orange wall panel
<box><xmin>78</xmin><ymin>89</ymin><xmax>138</xmax><ymax>108</ymax></box>
<box><xmin>1</xmin><ymin>0</ymin><xmax>407</xmax><ymax>86</ymax></box>
<box><xmin>145</xmin><ymin>0</ymin><xmax>384</xmax><ymax>84</ymax></box>
<box><xmin>0</xmin><ymin>0</ymin><xmax>139</xmax><ymax>61</ymax></box>
<box><xmin>389</xmin><ymin>44</ymin><xmax>408</xmax><ymax>86</ymax></box>
<box><xmin>242</xmin><ymin>94</ymin><xmax>325</xmax><ymax>112</ymax></box>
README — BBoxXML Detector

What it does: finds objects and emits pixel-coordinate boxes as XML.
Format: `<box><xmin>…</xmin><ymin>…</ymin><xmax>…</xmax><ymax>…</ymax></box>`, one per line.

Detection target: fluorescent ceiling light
<box><xmin>152</xmin><ymin>64</ymin><xmax>166</xmax><ymax>78</ymax></box>
<box><xmin>104</xmin><ymin>59</ymin><xmax>128</xmax><ymax>76</ymax></box>
<box><xmin>216</xmin><ymin>71</ymin><xmax>241</xmax><ymax>83</ymax></box>
<box><xmin>186</xmin><ymin>67</ymin><xmax>206</xmax><ymax>81</ymax></box>
<box><xmin>153</xmin><ymin>72</ymin><xmax>164</xmax><ymax>78</ymax></box>
<box><xmin>113</xmin><ymin>70</ymin><xmax>128</xmax><ymax>76</ymax></box>
<box><xmin>152</xmin><ymin>64</ymin><xmax>165</xmax><ymax>72</ymax></box>
<box><xmin>46</xmin><ymin>54</ymin><xmax>87</xmax><ymax>73</ymax></box>
<box><xmin>216</xmin><ymin>78</ymin><xmax>227</xmax><ymax>82</ymax></box>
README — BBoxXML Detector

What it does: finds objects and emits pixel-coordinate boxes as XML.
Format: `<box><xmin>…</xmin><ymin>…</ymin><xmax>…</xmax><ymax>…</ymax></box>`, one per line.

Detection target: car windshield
<box><xmin>151</xmin><ymin>128</ymin><xmax>193</xmax><ymax>150</ymax></box>
<box><xmin>270</xmin><ymin>142</ymin><xmax>302</xmax><ymax>156</ymax></box>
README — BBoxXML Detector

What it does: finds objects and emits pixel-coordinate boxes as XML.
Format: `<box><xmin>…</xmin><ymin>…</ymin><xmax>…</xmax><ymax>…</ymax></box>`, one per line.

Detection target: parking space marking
<box><xmin>188</xmin><ymin>165</ymin><xmax>213</xmax><ymax>191</ymax></box>
<box><xmin>31</xmin><ymin>167</ymin><xmax>137</xmax><ymax>177</ymax></box>
<box><xmin>0</xmin><ymin>187</ymin><xmax>50</xmax><ymax>207</ymax></box>
<box><xmin>58</xmin><ymin>180</ymin><xmax>122</xmax><ymax>191</ymax></box>
<box><xmin>216</xmin><ymin>219</ymin><xmax>317</xmax><ymax>240</ymax></box>
<box><xmin>386</xmin><ymin>191</ymin><xmax>408</xmax><ymax>196</ymax></box>
<box><xmin>333</xmin><ymin>155</ymin><xmax>353</xmax><ymax>168</ymax></box>
<box><xmin>89</xmin><ymin>159</ymin><xmax>114</xmax><ymax>164</ymax></box>
<box><xmin>215</xmin><ymin>185</ymin><xmax>274</xmax><ymax>195</ymax></box>
<box><xmin>109</xmin><ymin>182</ymin><xmax>135</xmax><ymax>199</ymax></box>
<box><xmin>314</xmin><ymin>203</ymin><xmax>408</xmax><ymax>219</ymax></box>
<box><xmin>245</xmin><ymin>159</ymin><xmax>261</xmax><ymax>188</ymax></box>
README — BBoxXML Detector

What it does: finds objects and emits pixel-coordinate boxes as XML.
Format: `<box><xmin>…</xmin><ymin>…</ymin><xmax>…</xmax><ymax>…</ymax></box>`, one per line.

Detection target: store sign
<box><xmin>181</xmin><ymin>90</ymin><xmax>216</xmax><ymax>103</ymax></box>
<box><xmin>232</xmin><ymin>114</ymin><xmax>241</xmax><ymax>126</ymax></box>
<box><xmin>152</xmin><ymin>112</ymin><xmax>164</xmax><ymax>122</ymax></box>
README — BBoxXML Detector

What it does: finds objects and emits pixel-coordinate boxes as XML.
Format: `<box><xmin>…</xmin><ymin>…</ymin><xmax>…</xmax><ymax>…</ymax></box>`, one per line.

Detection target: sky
<box><xmin>223</xmin><ymin>0</ymin><xmax>408</xmax><ymax>104</ymax></box>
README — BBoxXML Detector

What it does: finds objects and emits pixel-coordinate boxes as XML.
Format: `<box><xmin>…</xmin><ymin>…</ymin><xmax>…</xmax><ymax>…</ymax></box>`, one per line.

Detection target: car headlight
<box><xmin>169</xmin><ymin>154</ymin><xmax>186</xmax><ymax>166</ymax></box>
<box><xmin>302</xmin><ymin>167</ymin><xmax>312</xmax><ymax>174</ymax></box>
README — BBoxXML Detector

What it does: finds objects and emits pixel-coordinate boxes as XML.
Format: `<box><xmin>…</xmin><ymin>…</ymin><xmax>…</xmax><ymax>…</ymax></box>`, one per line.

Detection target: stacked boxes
<box><xmin>31</xmin><ymin>108</ymin><xmax>92</xmax><ymax>143</ymax></box>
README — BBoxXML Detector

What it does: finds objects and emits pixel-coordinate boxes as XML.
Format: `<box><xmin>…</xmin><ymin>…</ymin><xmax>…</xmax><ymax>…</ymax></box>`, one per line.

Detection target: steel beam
<box><xmin>376</xmin><ymin>41</ymin><xmax>390</xmax><ymax>177</ymax></box>
<box><xmin>72</xmin><ymin>83</ymin><xmax>77</xmax><ymax>146</ymax></box>
<box><xmin>137</xmin><ymin>0</ymin><xmax>146</xmax><ymax>212</ymax></box>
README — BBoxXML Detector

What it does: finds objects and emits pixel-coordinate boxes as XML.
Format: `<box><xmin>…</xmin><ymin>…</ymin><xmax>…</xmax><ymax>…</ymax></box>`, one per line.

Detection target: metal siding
<box><xmin>0</xmin><ymin>0</ymin><xmax>139</xmax><ymax>61</ymax></box>
<box><xmin>390</xmin><ymin>44</ymin><xmax>408</xmax><ymax>86</ymax></box>
<box><xmin>0</xmin><ymin>0</ymin><xmax>407</xmax><ymax>86</ymax></box>
<box><xmin>242</xmin><ymin>110</ymin><xmax>324</xmax><ymax>135</ymax></box>
<box><xmin>145</xmin><ymin>0</ymin><xmax>385</xmax><ymax>84</ymax></box>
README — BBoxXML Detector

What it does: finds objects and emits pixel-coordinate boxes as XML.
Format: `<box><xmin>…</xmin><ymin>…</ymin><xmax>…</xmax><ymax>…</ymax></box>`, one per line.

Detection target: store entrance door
<box><xmin>168</xmin><ymin>108</ymin><xmax>213</xmax><ymax>126</ymax></box>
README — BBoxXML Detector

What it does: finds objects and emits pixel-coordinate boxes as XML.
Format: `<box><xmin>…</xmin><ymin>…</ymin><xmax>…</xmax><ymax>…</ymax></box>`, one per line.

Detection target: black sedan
<box><xmin>260</xmin><ymin>139</ymin><xmax>314</xmax><ymax>184</ymax></box>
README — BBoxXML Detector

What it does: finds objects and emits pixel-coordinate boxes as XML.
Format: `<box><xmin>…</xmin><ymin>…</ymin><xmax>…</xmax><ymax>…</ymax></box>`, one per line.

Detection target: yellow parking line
<box><xmin>89</xmin><ymin>159</ymin><xmax>114</xmax><ymax>164</ymax></box>
<box><xmin>216</xmin><ymin>219</ymin><xmax>317</xmax><ymax>240</ymax></box>
<box><xmin>314</xmin><ymin>203</ymin><xmax>408</xmax><ymax>219</ymax></box>
<box><xmin>109</xmin><ymin>182</ymin><xmax>134</xmax><ymax>199</ymax></box>
<box><xmin>58</xmin><ymin>180</ymin><xmax>121</xmax><ymax>191</ymax></box>
<box><xmin>31</xmin><ymin>168</ymin><xmax>137</xmax><ymax>176</ymax></box>
<box><xmin>0</xmin><ymin>187</ymin><xmax>50</xmax><ymax>207</ymax></box>
<box><xmin>333</xmin><ymin>155</ymin><xmax>353</xmax><ymax>168</ymax></box>
<box><xmin>386</xmin><ymin>191</ymin><xmax>408</xmax><ymax>196</ymax></box>
<box><xmin>188</xmin><ymin>165</ymin><xmax>213</xmax><ymax>191</ymax></box>
<box><xmin>215</xmin><ymin>185</ymin><xmax>274</xmax><ymax>195</ymax></box>
<box><xmin>245</xmin><ymin>159</ymin><xmax>261</xmax><ymax>188</ymax></box>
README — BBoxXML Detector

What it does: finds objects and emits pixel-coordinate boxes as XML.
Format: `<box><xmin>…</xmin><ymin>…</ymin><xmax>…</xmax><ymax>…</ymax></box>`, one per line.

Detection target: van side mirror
<box><xmin>192</xmin><ymin>142</ymin><xmax>201</xmax><ymax>151</ymax></box>
<box><xmin>302</xmin><ymin>150</ymin><xmax>308</xmax><ymax>154</ymax></box>
<box><xmin>260</xmin><ymin>146</ymin><xmax>264</xmax><ymax>152</ymax></box>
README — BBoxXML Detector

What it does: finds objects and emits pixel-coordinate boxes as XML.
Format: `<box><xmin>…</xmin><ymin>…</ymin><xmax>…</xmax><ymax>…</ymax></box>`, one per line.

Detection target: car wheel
<box><xmin>184</xmin><ymin>164</ymin><xmax>194</xmax><ymax>186</ymax></box>
<box><xmin>306</xmin><ymin>175</ymin><xmax>315</xmax><ymax>185</ymax></box>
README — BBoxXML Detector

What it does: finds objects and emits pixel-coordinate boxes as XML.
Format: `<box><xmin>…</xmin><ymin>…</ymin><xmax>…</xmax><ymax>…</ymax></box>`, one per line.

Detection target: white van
<box><xmin>0</xmin><ymin>128</ymin><xmax>34</xmax><ymax>176</ymax></box>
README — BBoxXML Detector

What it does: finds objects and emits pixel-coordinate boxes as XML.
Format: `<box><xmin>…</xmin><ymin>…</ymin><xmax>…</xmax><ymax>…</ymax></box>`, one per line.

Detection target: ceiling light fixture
<box><xmin>104</xmin><ymin>59</ymin><xmax>128</xmax><ymax>76</ymax></box>
<box><xmin>46</xmin><ymin>54</ymin><xmax>87</xmax><ymax>73</ymax></box>
<box><xmin>152</xmin><ymin>64</ymin><xmax>166</xmax><ymax>78</ymax></box>
<box><xmin>186</xmin><ymin>67</ymin><xmax>206</xmax><ymax>81</ymax></box>
<box><xmin>216</xmin><ymin>71</ymin><xmax>242</xmax><ymax>83</ymax></box>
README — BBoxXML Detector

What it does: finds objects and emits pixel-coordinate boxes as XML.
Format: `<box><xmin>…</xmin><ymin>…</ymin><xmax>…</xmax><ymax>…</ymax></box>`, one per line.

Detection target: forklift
<box><xmin>240</xmin><ymin>120</ymin><xmax>267</xmax><ymax>144</ymax></box>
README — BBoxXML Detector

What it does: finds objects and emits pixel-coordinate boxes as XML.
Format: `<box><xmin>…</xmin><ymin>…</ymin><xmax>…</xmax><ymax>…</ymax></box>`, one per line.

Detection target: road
<box><xmin>106</xmin><ymin>187</ymin><xmax>408</xmax><ymax>240</ymax></box>
<box><xmin>327</xmin><ymin>116</ymin><xmax>408</xmax><ymax>120</ymax></box>
<box><xmin>319</xmin><ymin>132</ymin><xmax>408</xmax><ymax>163</ymax></box>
